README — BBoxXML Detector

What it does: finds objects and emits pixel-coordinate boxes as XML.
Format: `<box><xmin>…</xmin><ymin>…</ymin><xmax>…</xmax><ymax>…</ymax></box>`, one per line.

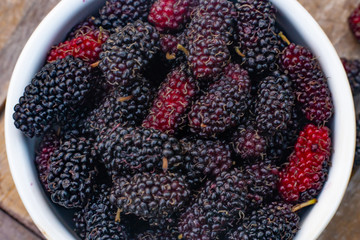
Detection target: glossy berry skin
<box><xmin>188</xmin><ymin>64</ymin><xmax>251</xmax><ymax>137</ymax></box>
<box><xmin>66</xmin><ymin>17</ymin><xmax>97</xmax><ymax>40</ymax></box>
<box><xmin>135</xmin><ymin>228</ymin><xmax>178</xmax><ymax>240</ymax></box>
<box><xmin>47</xmin><ymin>29</ymin><xmax>109</xmax><ymax>63</ymax></box>
<box><xmin>227</xmin><ymin>201</ymin><xmax>300</xmax><ymax>240</ymax></box>
<box><xmin>232</xmin><ymin>123</ymin><xmax>266</xmax><ymax>160</ymax></box>
<box><xmin>96</xmin><ymin>127</ymin><xmax>183</xmax><ymax>177</ymax></box>
<box><xmin>278</xmin><ymin>124</ymin><xmax>331</xmax><ymax>202</ymax></box>
<box><xmin>73</xmin><ymin>210</ymin><xmax>87</xmax><ymax>239</ymax></box>
<box><xmin>94</xmin><ymin>0</ymin><xmax>152</xmax><ymax>33</ymax></box>
<box><xmin>148</xmin><ymin>0</ymin><xmax>191</xmax><ymax>32</ymax></box>
<box><xmin>341</xmin><ymin>57</ymin><xmax>360</xmax><ymax>94</ymax></box>
<box><xmin>160</xmin><ymin>34</ymin><xmax>181</xmax><ymax>54</ymax></box>
<box><xmin>243</xmin><ymin>162</ymin><xmax>279</xmax><ymax>208</ymax></box>
<box><xmin>47</xmin><ymin>136</ymin><xmax>97</xmax><ymax>208</ymax></box>
<box><xmin>234</xmin><ymin>0</ymin><xmax>284</xmax><ymax>74</ymax></box>
<box><xmin>186</xmin><ymin>13</ymin><xmax>233</xmax><ymax>46</ymax></box>
<box><xmin>181</xmin><ymin>138</ymin><xmax>233</xmax><ymax>188</ymax></box>
<box><xmin>13</xmin><ymin>56</ymin><xmax>92</xmax><ymax>138</ymax></box>
<box><xmin>280</xmin><ymin>43</ymin><xmax>317</xmax><ymax>78</ymax></box>
<box><xmin>188</xmin><ymin>36</ymin><xmax>231</xmax><ymax>80</ymax></box>
<box><xmin>349</xmin><ymin>4</ymin><xmax>360</xmax><ymax>41</ymax></box>
<box><xmin>142</xmin><ymin>65</ymin><xmax>198</xmax><ymax>134</ymax></box>
<box><xmin>110</xmin><ymin>172</ymin><xmax>190</xmax><ymax>222</ymax></box>
<box><xmin>266</xmin><ymin>107</ymin><xmax>305</xmax><ymax>164</ymax></box>
<box><xmin>178</xmin><ymin>203</ymin><xmax>212</xmax><ymax>240</ymax></box>
<box><xmin>85</xmin><ymin>78</ymin><xmax>153</xmax><ymax>136</ymax></box>
<box><xmin>74</xmin><ymin>185</ymin><xmax>130</xmax><ymax>240</ymax></box>
<box><xmin>185</xmin><ymin>0</ymin><xmax>236</xmax><ymax>80</ymax></box>
<box><xmin>280</xmin><ymin>44</ymin><xmax>333</xmax><ymax>124</ymax></box>
<box><xmin>178</xmin><ymin>168</ymin><xmax>249</xmax><ymax>239</ymax></box>
<box><xmin>99</xmin><ymin>20</ymin><xmax>159</xmax><ymax>87</ymax></box>
<box><xmin>196</xmin><ymin>0</ymin><xmax>237</xmax><ymax>27</ymax></box>
<box><xmin>35</xmin><ymin>130</ymin><xmax>60</xmax><ymax>192</ymax></box>
<box><xmin>254</xmin><ymin>74</ymin><xmax>294</xmax><ymax>135</ymax></box>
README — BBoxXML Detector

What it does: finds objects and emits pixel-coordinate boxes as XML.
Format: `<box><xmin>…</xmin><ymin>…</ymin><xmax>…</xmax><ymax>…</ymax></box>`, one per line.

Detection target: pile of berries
<box><xmin>14</xmin><ymin>0</ymin><xmax>335</xmax><ymax>239</ymax></box>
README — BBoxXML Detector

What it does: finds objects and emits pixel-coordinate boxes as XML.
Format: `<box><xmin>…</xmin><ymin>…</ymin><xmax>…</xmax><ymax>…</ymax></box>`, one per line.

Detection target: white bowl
<box><xmin>4</xmin><ymin>0</ymin><xmax>356</xmax><ymax>239</ymax></box>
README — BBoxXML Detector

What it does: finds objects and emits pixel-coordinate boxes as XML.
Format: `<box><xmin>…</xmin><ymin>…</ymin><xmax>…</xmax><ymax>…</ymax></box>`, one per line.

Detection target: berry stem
<box><xmin>235</xmin><ymin>47</ymin><xmax>245</xmax><ymax>57</ymax></box>
<box><xmin>292</xmin><ymin>198</ymin><xmax>317</xmax><ymax>212</ymax></box>
<box><xmin>115</xmin><ymin>208</ymin><xmax>122</xmax><ymax>223</ymax></box>
<box><xmin>177</xmin><ymin>44</ymin><xmax>189</xmax><ymax>57</ymax></box>
<box><xmin>166</xmin><ymin>52</ymin><xmax>176</xmax><ymax>60</ymax></box>
<box><xmin>278</xmin><ymin>32</ymin><xmax>290</xmax><ymax>45</ymax></box>
<box><xmin>90</xmin><ymin>61</ymin><xmax>100</xmax><ymax>68</ymax></box>
<box><xmin>162</xmin><ymin>157</ymin><xmax>168</xmax><ymax>171</ymax></box>
<box><xmin>117</xmin><ymin>95</ymin><xmax>133</xmax><ymax>102</ymax></box>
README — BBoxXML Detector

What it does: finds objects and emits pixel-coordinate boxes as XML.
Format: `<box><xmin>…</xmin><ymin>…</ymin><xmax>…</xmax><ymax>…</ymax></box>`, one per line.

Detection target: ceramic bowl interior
<box><xmin>5</xmin><ymin>0</ymin><xmax>355</xmax><ymax>239</ymax></box>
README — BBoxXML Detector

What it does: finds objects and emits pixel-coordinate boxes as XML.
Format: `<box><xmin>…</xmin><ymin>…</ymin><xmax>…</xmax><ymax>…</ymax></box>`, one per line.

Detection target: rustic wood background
<box><xmin>0</xmin><ymin>0</ymin><xmax>360</xmax><ymax>239</ymax></box>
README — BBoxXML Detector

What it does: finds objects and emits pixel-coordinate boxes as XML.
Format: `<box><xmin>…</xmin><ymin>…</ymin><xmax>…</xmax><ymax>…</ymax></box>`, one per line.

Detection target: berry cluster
<box><xmin>13</xmin><ymin>0</ymin><xmax>336</xmax><ymax>239</ymax></box>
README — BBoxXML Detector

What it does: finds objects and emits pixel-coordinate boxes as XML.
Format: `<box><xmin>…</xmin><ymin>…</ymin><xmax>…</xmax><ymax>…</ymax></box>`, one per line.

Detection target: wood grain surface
<box><xmin>0</xmin><ymin>0</ymin><xmax>360</xmax><ymax>239</ymax></box>
<box><xmin>0</xmin><ymin>0</ymin><xmax>59</xmax><ymax>110</ymax></box>
<box><xmin>0</xmin><ymin>208</ymin><xmax>41</xmax><ymax>240</ymax></box>
<box><xmin>0</xmin><ymin>0</ymin><xmax>59</xmax><ymax>239</ymax></box>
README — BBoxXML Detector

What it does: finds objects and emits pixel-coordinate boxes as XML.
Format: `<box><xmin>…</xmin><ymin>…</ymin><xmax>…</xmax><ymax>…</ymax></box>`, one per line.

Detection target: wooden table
<box><xmin>0</xmin><ymin>0</ymin><xmax>360</xmax><ymax>239</ymax></box>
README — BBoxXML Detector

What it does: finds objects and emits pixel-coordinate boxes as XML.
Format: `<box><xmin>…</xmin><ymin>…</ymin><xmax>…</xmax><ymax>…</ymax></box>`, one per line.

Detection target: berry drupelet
<box><xmin>186</xmin><ymin>14</ymin><xmax>233</xmax><ymax>47</ymax></box>
<box><xmin>96</xmin><ymin>126</ymin><xmax>183</xmax><ymax>177</ymax></box>
<box><xmin>234</xmin><ymin>0</ymin><xmax>285</xmax><ymax>74</ymax></box>
<box><xmin>254</xmin><ymin>73</ymin><xmax>294</xmax><ymax>135</ymax></box>
<box><xmin>185</xmin><ymin>0</ymin><xmax>236</xmax><ymax>77</ymax></box>
<box><xmin>148</xmin><ymin>0</ymin><xmax>192</xmax><ymax>32</ymax></box>
<box><xmin>188</xmin><ymin>36</ymin><xmax>231</xmax><ymax>80</ymax></box>
<box><xmin>135</xmin><ymin>228</ymin><xmax>178</xmax><ymax>240</ymax></box>
<box><xmin>47</xmin><ymin>135</ymin><xmax>97</xmax><ymax>208</ymax></box>
<box><xmin>178</xmin><ymin>168</ymin><xmax>249</xmax><ymax>239</ymax></box>
<box><xmin>232</xmin><ymin>121</ymin><xmax>267</xmax><ymax>160</ymax></box>
<box><xmin>188</xmin><ymin>63</ymin><xmax>251</xmax><ymax>137</ymax></box>
<box><xmin>142</xmin><ymin>65</ymin><xmax>198</xmax><ymax>134</ymax></box>
<box><xmin>110</xmin><ymin>172</ymin><xmax>190</xmax><ymax>223</ymax></box>
<box><xmin>227</xmin><ymin>201</ymin><xmax>300</xmax><ymax>240</ymax></box>
<box><xmin>181</xmin><ymin>138</ymin><xmax>233</xmax><ymax>188</ymax></box>
<box><xmin>47</xmin><ymin>29</ymin><xmax>109</xmax><ymax>64</ymax></box>
<box><xmin>13</xmin><ymin>56</ymin><xmax>92</xmax><ymax>138</ymax></box>
<box><xmin>35</xmin><ymin>130</ymin><xmax>60</xmax><ymax>192</ymax></box>
<box><xmin>56</xmin><ymin>67</ymin><xmax>110</xmax><ymax>135</ymax></box>
<box><xmin>184</xmin><ymin>0</ymin><xmax>236</xmax><ymax>80</ymax></box>
<box><xmin>159</xmin><ymin>33</ymin><xmax>188</xmax><ymax>65</ymax></box>
<box><xmin>195</xmin><ymin>0</ymin><xmax>237</xmax><ymax>30</ymax></box>
<box><xmin>278</xmin><ymin>124</ymin><xmax>331</xmax><ymax>202</ymax></box>
<box><xmin>243</xmin><ymin>161</ymin><xmax>279</xmax><ymax>208</ymax></box>
<box><xmin>83</xmin><ymin>185</ymin><xmax>130</xmax><ymax>240</ymax></box>
<box><xmin>99</xmin><ymin>20</ymin><xmax>159</xmax><ymax>87</ymax></box>
<box><xmin>159</xmin><ymin>34</ymin><xmax>180</xmax><ymax>55</ymax></box>
<box><xmin>265</xmin><ymin>107</ymin><xmax>305</xmax><ymax>165</ymax></box>
<box><xmin>94</xmin><ymin>0</ymin><xmax>152</xmax><ymax>33</ymax></box>
<box><xmin>349</xmin><ymin>4</ymin><xmax>360</xmax><ymax>42</ymax></box>
<box><xmin>66</xmin><ymin>17</ymin><xmax>98</xmax><ymax>40</ymax></box>
<box><xmin>73</xmin><ymin>210</ymin><xmax>87</xmax><ymax>239</ymax></box>
<box><xmin>341</xmin><ymin>57</ymin><xmax>360</xmax><ymax>94</ymax></box>
<box><xmin>280</xmin><ymin>43</ymin><xmax>333</xmax><ymax>124</ymax></box>
<box><xmin>279</xmin><ymin>43</ymin><xmax>316</xmax><ymax>78</ymax></box>
<box><xmin>84</xmin><ymin>78</ymin><xmax>153</xmax><ymax>136</ymax></box>
<box><xmin>178</xmin><ymin>203</ymin><xmax>211</xmax><ymax>240</ymax></box>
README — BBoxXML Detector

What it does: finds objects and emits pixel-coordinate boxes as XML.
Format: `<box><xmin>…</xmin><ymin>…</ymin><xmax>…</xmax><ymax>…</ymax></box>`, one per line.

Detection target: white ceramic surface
<box><xmin>4</xmin><ymin>0</ymin><xmax>355</xmax><ymax>239</ymax></box>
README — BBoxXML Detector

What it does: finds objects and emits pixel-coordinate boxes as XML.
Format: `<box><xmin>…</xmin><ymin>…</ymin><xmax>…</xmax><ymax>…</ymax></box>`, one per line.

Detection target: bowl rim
<box><xmin>4</xmin><ymin>0</ymin><xmax>106</xmax><ymax>239</ymax></box>
<box><xmin>272</xmin><ymin>0</ymin><xmax>355</xmax><ymax>239</ymax></box>
<box><xmin>4</xmin><ymin>0</ymin><xmax>355</xmax><ymax>240</ymax></box>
